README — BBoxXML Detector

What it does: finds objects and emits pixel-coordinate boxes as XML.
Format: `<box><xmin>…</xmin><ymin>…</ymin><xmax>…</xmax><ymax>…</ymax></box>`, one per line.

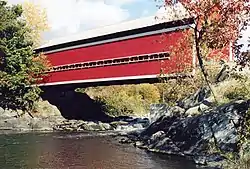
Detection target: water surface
<box><xmin>0</xmin><ymin>132</ymin><xmax>199</xmax><ymax>169</ymax></box>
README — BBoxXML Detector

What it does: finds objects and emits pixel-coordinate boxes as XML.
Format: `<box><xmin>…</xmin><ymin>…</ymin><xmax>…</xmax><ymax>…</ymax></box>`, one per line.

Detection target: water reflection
<box><xmin>0</xmin><ymin>132</ymin><xmax>199</xmax><ymax>169</ymax></box>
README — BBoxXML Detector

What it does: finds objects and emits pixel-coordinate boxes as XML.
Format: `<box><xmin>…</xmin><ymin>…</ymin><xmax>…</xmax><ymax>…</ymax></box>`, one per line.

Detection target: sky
<box><xmin>7</xmin><ymin>0</ymin><xmax>250</xmax><ymax>51</ymax></box>
<box><xmin>8</xmin><ymin>0</ymin><xmax>159</xmax><ymax>40</ymax></box>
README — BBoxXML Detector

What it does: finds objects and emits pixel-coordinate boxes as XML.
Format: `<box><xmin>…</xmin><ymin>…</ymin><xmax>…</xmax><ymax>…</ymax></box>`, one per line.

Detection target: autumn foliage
<box><xmin>161</xmin><ymin>0</ymin><xmax>250</xmax><ymax>69</ymax></box>
<box><xmin>22</xmin><ymin>1</ymin><xmax>49</xmax><ymax>47</ymax></box>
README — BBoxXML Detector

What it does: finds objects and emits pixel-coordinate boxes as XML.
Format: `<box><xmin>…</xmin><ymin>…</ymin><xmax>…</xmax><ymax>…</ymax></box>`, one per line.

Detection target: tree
<box><xmin>160</xmin><ymin>0</ymin><xmax>249</xmax><ymax>72</ymax></box>
<box><xmin>22</xmin><ymin>1</ymin><xmax>49</xmax><ymax>47</ymax></box>
<box><xmin>159</xmin><ymin>0</ymin><xmax>250</xmax><ymax>100</ymax></box>
<box><xmin>0</xmin><ymin>0</ymin><xmax>48</xmax><ymax>111</ymax></box>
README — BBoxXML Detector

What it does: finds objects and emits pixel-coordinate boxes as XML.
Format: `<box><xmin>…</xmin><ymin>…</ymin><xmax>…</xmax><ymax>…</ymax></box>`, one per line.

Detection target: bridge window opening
<box><xmin>81</xmin><ymin>63</ymin><xmax>86</xmax><ymax>68</ymax></box>
<box><xmin>121</xmin><ymin>59</ymin><xmax>125</xmax><ymax>63</ymax></box>
<box><xmin>139</xmin><ymin>56</ymin><xmax>144</xmax><ymax>61</ymax></box>
<box><xmin>116</xmin><ymin>59</ymin><xmax>122</xmax><ymax>64</ymax></box>
<box><xmin>149</xmin><ymin>55</ymin><xmax>154</xmax><ymax>60</ymax></box>
<box><xmin>129</xmin><ymin>57</ymin><xmax>135</xmax><ymax>62</ymax></box>
<box><xmin>96</xmin><ymin>61</ymin><xmax>101</xmax><ymax>66</ymax></box>
<box><xmin>159</xmin><ymin>53</ymin><xmax>165</xmax><ymax>59</ymax></box>
<box><xmin>82</xmin><ymin>63</ymin><xmax>87</xmax><ymax>68</ymax></box>
<box><xmin>80</xmin><ymin>64</ymin><xmax>85</xmax><ymax>68</ymax></box>
<box><xmin>124</xmin><ymin>58</ymin><xmax>129</xmax><ymax>63</ymax></box>
<box><xmin>144</xmin><ymin>55</ymin><xmax>149</xmax><ymax>60</ymax></box>
<box><xmin>103</xmin><ymin>60</ymin><xmax>109</xmax><ymax>66</ymax></box>
<box><xmin>153</xmin><ymin>54</ymin><xmax>158</xmax><ymax>59</ymax></box>
<box><xmin>107</xmin><ymin>60</ymin><xmax>112</xmax><ymax>65</ymax></box>
<box><xmin>85</xmin><ymin>63</ymin><xmax>90</xmax><ymax>67</ymax></box>
<box><xmin>133</xmin><ymin>57</ymin><xmax>139</xmax><ymax>61</ymax></box>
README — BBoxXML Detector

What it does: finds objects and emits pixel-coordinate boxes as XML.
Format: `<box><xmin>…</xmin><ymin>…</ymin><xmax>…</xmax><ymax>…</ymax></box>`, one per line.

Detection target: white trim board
<box><xmin>38</xmin><ymin>74</ymin><xmax>159</xmax><ymax>86</ymax></box>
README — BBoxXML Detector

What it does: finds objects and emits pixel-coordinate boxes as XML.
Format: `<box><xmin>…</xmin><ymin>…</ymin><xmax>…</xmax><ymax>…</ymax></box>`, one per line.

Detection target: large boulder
<box><xmin>138</xmin><ymin>99</ymin><xmax>250</xmax><ymax>166</ymax></box>
<box><xmin>178</xmin><ymin>87</ymin><xmax>211</xmax><ymax>110</ymax></box>
<box><xmin>0</xmin><ymin>100</ymin><xmax>65</xmax><ymax>131</ymax></box>
<box><xmin>149</xmin><ymin>104</ymin><xmax>171</xmax><ymax>124</ymax></box>
<box><xmin>184</xmin><ymin>103</ymin><xmax>210</xmax><ymax>117</ymax></box>
<box><xmin>32</xmin><ymin>100</ymin><xmax>62</xmax><ymax>117</ymax></box>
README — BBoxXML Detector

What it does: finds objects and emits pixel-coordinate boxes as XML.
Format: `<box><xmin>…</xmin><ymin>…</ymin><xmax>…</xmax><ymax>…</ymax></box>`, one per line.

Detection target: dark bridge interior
<box><xmin>41</xmin><ymin>87</ymin><xmax>114</xmax><ymax>122</ymax></box>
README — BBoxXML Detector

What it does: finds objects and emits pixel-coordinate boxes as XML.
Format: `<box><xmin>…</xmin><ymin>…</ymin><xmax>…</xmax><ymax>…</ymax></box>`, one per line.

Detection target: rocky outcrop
<box><xmin>124</xmin><ymin>99</ymin><xmax>250</xmax><ymax>167</ymax></box>
<box><xmin>54</xmin><ymin>117</ymin><xmax>150</xmax><ymax>132</ymax></box>
<box><xmin>0</xmin><ymin>100</ymin><xmax>65</xmax><ymax>131</ymax></box>
<box><xmin>54</xmin><ymin>120</ymin><xmax>113</xmax><ymax>131</ymax></box>
<box><xmin>0</xmin><ymin>99</ymin><xmax>150</xmax><ymax>133</ymax></box>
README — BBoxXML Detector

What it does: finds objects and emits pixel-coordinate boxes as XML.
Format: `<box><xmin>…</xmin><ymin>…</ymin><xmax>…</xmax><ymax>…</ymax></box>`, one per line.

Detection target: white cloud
<box><xmin>7</xmin><ymin>0</ymin><xmax>136</xmax><ymax>40</ymax></box>
<box><xmin>105</xmin><ymin>0</ymin><xmax>140</xmax><ymax>6</ymax></box>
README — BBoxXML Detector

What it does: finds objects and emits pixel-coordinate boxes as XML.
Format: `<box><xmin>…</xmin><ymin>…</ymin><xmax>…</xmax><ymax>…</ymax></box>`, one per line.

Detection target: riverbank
<box><xmin>118</xmin><ymin>64</ymin><xmax>250</xmax><ymax>168</ymax></box>
<box><xmin>122</xmin><ymin>99</ymin><xmax>250</xmax><ymax>167</ymax></box>
<box><xmin>1</xmin><ymin>63</ymin><xmax>250</xmax><ymax>168</ymax></box>
<box><xmin>0</xmin><ymin>100</ymin><xmax>149</xmax><ymax>133</ymax></box>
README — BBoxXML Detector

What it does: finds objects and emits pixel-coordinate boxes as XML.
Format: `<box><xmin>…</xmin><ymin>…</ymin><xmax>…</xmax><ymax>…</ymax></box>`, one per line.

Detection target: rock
<box><xmin>29</xmin><ymin>118</ymin><xmax>53</xmax><ymax>131</ymax></box>
<box><xmin>185</xmin><ymin>103</ymin><xmax>210</xmax><ymax>117</ymax></box>
<box><xmin>150</xmin><ymin>137</ymin><xmax>181</xmax><ymax>154</ymax></box>
<box><xmin>149</xmin><ymin>131</ymin><xmax>166</xmax><ymax>144</ymax></box>
<box><xmin>0</xmin><ymin>99</ymin><xmax>67</xmax><ymax>131</ymax></box>
<box><xmin>149</xmin><ymin>104</ymin><xmax>170</xmax><ymax>124</ymax></box>
<box><xmin>110</xmin><ymin>121</ymin><xmax>129</xmax><ymax>128</ymax></box>
<box><xmin>138</xmin><ymin>99</ymin><xmax>250</xmax><ymax>166</ymax></box>
<box><xmin>178</xmin><ymin>87</ymin><xmax>211</xmax><ymax>109</ymax></box>
<box><xmin>216</xmin><ymin>63</ymin><xmax>230</xmax><ymax>83</ymax></box>
<box><xmin>0</xmin><ymin>107</ymin><xmax>4</xmax><ymax>114</ymax></box>
<box><xmin>32</xmin><ymin>100</ymin><xmax>62</xmax><ymax>117</ymax></box>
<box><xmin>185</xmin><ymin>106</ymin><xmax>200</xmax><ymax>117</ymax></box>
<box><xmin>98</xmin><ymin>122</ymin><xmax>113</xmax><ymax>130</ymax></box>
<box><xmin>168</xmin><ymin>106</ymin><xmax>185</xmax><ymax>117</ymax></box>
<box><xmin>133</xmin><ymin>141</ymin><xmax>143</xmax><ymax>147</ymax></box>
<box><xmin>130</xmin><ymin>118</ymin><xmax>150</xmax><ymax>128</ymax></box>
<box><xmin>119</xmin><ymin>137</ymin><xmax>133</xmax><ymax>144</ymax></box>
<box><xmin>115</xmin><ymin>124</ymin><xmax>142</xmax><ymax>132</ymax></box>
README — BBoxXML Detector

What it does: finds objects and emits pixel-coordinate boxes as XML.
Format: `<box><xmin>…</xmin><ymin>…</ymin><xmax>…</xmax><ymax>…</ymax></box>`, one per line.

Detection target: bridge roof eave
<box><xmin>36</xmin><ymin>16</ymin><xmax>194</xmax><ymax>53</ymax></box>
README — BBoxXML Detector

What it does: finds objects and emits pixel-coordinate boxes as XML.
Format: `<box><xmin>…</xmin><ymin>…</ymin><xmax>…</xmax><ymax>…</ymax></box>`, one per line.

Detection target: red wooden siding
<box><xmin>46</xmin><ymin>31</ymin><xmax>184</xmax><ymax>66</ymax></box>
<box><xmin>41</xmin><ymin>30</ymin><xmax>195</xmax><ymax>85</ymax></box>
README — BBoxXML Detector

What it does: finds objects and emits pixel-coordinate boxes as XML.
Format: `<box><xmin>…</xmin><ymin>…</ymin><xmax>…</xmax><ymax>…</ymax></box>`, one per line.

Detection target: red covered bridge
<box><xmin>36</xmin><ymin>17</ymin><xmax>232</xmax><ymax>88</ymax></box>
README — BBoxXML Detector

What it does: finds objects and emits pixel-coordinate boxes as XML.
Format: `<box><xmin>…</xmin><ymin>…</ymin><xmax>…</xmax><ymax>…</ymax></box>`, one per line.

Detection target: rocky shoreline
<box><xmin>119</xmin><ymin>88</ymin><xmax>250</xmax><ymax>168</ymax></box>
<box><xmin>1</xmin><ymin>96</ymin><xmax>249</xmax><ymax>169</ymax></box>
<box><xmin>0</xmin><ymin>100</ymin><xmax>150</xmax><ymax>133</ymax></box>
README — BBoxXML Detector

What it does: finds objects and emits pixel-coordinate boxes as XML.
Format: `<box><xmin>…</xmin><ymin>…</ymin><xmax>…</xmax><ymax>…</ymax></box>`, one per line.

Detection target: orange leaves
<box><xmin>32</xmin><ymin>53</ymin><xmax>51</xmax><ymax>69</ymax></box>
<box><xmin>166</xmin><ymin>0</ymin><xmax>248</xmax><ymax>54</ymax></box>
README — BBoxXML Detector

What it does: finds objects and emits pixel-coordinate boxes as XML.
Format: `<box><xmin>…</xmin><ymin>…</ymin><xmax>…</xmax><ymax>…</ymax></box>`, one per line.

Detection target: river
<box><xmin>0</xmin><ymin>132</ymin><xmax>200</xmax><ymax>169</ymax></box>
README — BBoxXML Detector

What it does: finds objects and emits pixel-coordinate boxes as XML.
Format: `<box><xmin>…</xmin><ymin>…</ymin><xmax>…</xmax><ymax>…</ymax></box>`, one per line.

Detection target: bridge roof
<box><xmin>38</xmin><ymin>16</ymin><xmax>160</xmax><ymax>48</ymax></box>
<box><xmin>37</xmin><ymin>12</ymin><xmax>193</xmax><ymax>53</ymax></box>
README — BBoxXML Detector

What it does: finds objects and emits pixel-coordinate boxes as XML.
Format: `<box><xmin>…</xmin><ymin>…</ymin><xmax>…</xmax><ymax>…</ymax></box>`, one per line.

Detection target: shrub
<box><xmin>211</xmin><ymin>78</ymin><xmax>250</xmax><ymax>104</ymax></box>
<box><xmin>224</xmin><ymin>155</ymin><xmax>250</xmax><ymax>169</ymax></box>
<box><xmin>80</xmin><ymin>84</ymin><xmax>160</xmax><ymax>117</ymax></box>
